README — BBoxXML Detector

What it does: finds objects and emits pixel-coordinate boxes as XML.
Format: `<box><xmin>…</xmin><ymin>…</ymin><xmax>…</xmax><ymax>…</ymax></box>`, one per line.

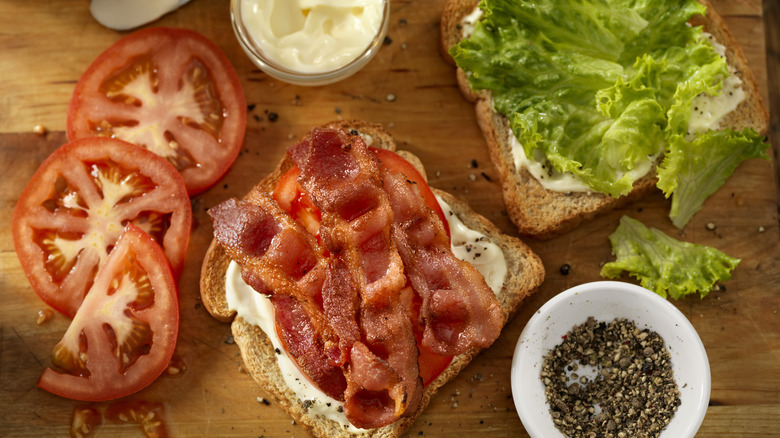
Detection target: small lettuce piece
<box><xmin>658</xmin><ymin>129</ymin><xmax>769</xmax><ymax>228</ymax></box>
<box><xmin>601</xmin><ymin>216</ymin><xmax>740</xmax><ymax>299</ymax></box>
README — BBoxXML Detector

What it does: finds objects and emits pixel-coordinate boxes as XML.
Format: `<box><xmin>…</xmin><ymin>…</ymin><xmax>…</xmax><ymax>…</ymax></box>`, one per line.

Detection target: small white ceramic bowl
<box><xmin>230</xmin><ymin>0</ymin><xmax>390</xmax><ymax>86</ymax></box>
<box><xmin>511</xmin><ymin>281</ymin><xmax>710</xmax><ymax>438</ymax></box>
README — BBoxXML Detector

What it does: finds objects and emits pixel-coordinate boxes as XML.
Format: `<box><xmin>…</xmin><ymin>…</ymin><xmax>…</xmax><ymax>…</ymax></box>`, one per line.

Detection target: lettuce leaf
<box><xmin>450</xmin><ymin>0</ymin><xmax>764</xmax><ymax>217</ymax></box>
<box><xmin>658</xmin><ymin>129</ymin><xmax>768</xmax><ymax>228</ymax></box>
<box><xmin>601</xmin><ymin>216</ymin><xmax>740</xmax><ymax>299</ymax></box>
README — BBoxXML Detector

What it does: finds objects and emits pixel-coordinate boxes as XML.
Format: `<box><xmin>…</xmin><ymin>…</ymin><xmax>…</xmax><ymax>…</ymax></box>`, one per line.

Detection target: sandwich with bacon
<box><xmin>199</xmin><ymin>120</ymin><xmax>545</xmax><ymax>437</ymax></box>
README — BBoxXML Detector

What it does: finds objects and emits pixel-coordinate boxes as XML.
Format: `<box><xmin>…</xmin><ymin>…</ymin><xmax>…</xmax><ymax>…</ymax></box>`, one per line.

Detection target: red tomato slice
<box><xmin>407</xmin><ymin>290</ymin><xmax>453</xmax><ymax>386</ymax></box>
<box><xmin>38</xmin><ymin>224</ymin><xmax>179</xmax><ymax>402</ymax></box>
<box><xmin>12</xmin><ymin>137</ymin><xmax>191</xmax><ymax>318</ymax></box>
<box><xmin>67</xmin><ymin>27</ymin><xmax>247</xmax><ymax>195</ymax></box>
<box><xmin>272</xmin><ymin>166</ymin><xmax>323</xmax><ymax>239</ymax></box>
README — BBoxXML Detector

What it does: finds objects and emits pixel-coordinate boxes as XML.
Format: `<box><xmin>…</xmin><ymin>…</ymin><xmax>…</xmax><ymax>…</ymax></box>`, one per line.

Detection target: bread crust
<box><xmin>441</xmin><ymin>0</ymin><xmax>769</xmax><ymax>239</ymax></box>
<box><xmin>199</xmin><ymin>120</ymin><xmax>545</xmax><ymax>438</ymax></box>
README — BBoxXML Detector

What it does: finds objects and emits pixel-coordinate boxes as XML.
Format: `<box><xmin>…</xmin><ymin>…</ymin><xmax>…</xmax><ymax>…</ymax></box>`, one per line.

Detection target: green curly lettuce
<box><xmin>601</xmin><ymin>216</ymin><xmax>740</xmax><ymax>299</ymax></box>
<box><xmin>658</xmin><ymin>129</ymin><xmax>769</xmax><ymax>228</ymax></box>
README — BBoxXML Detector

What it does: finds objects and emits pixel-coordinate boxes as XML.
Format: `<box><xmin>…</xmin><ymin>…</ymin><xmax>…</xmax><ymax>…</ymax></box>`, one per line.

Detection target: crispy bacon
<box><xmin>290</xmin><ymin>128</ymin><xmax>422</xmax><ymax>428</ymax></box>
<box><xmin>289</xmin><ymin>128</ymin><xmax>407</xmax><ymax>306</ymax></box>
<box><xmin>208</xmin><ymin>195</ymin><xmax>348</xmax><ymax>388</ymax></box>
<box><xmin>381</xmin><ymin>167</ymin><xmax>503</xmax><ymax>356</ymax></box>
<box><xmin>321</xmin><ymin>257</ymin><xmax>361</xmax><ymax>366</ymax></box>
<box><xmin>272</xmin><ymin>294</ymin><xmax>347</xmax><ymax>399</ymax></box>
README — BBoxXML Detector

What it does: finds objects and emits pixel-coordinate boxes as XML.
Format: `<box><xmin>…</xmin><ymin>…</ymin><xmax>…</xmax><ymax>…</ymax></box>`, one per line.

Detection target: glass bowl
<box><xmin>230</xmin><ymin>0</ymin><xmax>390</xmax><ymax>86</ymax></box>
<box><xmin>511</xmin><ymin>281</ymin><xmax>710</xmax><ymax>438</ymax></box>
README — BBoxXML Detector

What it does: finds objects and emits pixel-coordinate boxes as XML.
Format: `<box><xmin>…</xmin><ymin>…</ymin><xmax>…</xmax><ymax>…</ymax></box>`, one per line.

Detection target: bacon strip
<box><xmin>272</xmin><ymin>294</ymin><xmax>347</xmax><ymax>399</ymax></box>
<box><xmin>289</xmin><ymin>128</ymin><xmax>422</xmax><ymax>428</ymax></box>
<box><xmin>289</xmin><ymin>128</ymin><xmax>407</xmax><ymax>306</ymax></box>
<box><xmin>381</xmin><ymin>167</ymin><xmax>503</xmax><ymax>356</ymax></box>
<box><xmin>209</xmin><ymin>195</ymin><xmax>349</xmax><ymax>393</ymax></box>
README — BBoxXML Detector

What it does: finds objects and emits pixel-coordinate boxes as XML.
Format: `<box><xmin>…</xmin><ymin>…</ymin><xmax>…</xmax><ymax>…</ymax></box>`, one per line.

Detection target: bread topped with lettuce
<box><xmin>441</xmin><ymin>0</ymin><xmax>769</xmax><ymax>238</ymax></box>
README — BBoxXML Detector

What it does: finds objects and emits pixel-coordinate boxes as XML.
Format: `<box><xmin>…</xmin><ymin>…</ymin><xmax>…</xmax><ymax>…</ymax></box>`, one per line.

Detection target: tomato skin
<box><xmin>37</xmin><ymin>224</ymin><xmax>179</xmax><ymax>402</ymax></box>
<box><xmin>67</xmin><ymin>27</ymin><xmax>246</xmax><ymax>195</ymax></box>
<box><xmin>12</xmin><ymin>137</ymin><xmax>191</xmax><ymax>317</ymax></box>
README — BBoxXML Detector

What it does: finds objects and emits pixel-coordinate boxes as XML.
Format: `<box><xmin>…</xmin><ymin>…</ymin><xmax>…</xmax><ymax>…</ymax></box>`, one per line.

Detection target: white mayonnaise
<box><xmin>435</xmin><ymin>195</ymin><xmax>507</xmax><ymax>294</ymax></box>
<box><xmin>225</xmin><ymin>262</ymin><xmax>364</xmax><ymax>434</ymax></box>
<box><xmin>687</xmin><ymin>33</ymin><xmax>746</xmax><ymax>134</ymax></box>
<box><xmin>90</xmin><ymin>0</ymin><xmax>189</xmax><ymax>30</ymax></box>
<box><xmin>224</xmin><ymin>197</ymin><xmax>508</xmax><ymax>428</ymax></box>
<box><xmin>459</xmin><ymin>7</ymin><xmax>483</xmax><ymax>38</ymax></box>
<box><xmin>239</xmin><ymin>0</ymin><xmax>384</xmax><ymax>73</ymax></box>
<box><xmin>510</xmin><ymin>132</ymin><xmax>659</xmax><ymax>194</ymax></box>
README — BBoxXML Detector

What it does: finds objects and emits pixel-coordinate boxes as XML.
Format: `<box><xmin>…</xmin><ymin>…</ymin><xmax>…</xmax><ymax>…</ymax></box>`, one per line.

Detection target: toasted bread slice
<box><xmin>440</xmin><ymin>0</ymin><xmax>769</xmax><ymax>239</ymax></box>
<box><xmin>199</xmin><ymin>120</ymin><xmax>545</xmax><ymax>438</ymax></box>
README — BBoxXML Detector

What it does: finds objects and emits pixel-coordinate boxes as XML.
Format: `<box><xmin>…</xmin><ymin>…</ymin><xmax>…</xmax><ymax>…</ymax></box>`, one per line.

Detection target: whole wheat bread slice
<box><xmin>199</xmin><ymin>120</ymin><xmax>545</xmax><ymax>438</ymax></box>
<box><xmin>440</xmin><ymin>0</ymin><xmax>769</xmax><ymax>239</ymax></box>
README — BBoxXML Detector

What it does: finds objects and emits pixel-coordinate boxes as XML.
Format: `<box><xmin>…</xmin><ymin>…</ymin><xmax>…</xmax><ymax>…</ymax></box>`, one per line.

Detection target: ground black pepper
<box><xmin>541</xmin><ymin>317</ymin><xmax>680</xmax><ymax>438</ymax></box>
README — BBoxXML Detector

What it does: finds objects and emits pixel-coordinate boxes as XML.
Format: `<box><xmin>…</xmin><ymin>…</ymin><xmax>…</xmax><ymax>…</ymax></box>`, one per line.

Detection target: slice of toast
<box><xmin>199</xmin><ymin>120</ymin><xmax>546</xmax><ymax>438</ymax></box>
<box><xmin>440</xmin><ymin>0</ymin><xmax>769</xmax><ymax>239</ymax></box>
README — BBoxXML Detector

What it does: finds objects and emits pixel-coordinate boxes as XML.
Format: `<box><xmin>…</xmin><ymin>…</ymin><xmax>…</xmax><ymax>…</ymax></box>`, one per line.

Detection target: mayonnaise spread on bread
<box><xmin>225</xmin><ymin>262</ymin><xmax>364</xmax><ymax>433</ymax></box>
<box><xmin>687</xmin><ymin>33</ymin><xmax>746</xmax><ymax>134</ymax></box>
<box><xmin>509</xmin><ymin>134</ymin><xmax>659</xmax><ymax>194</ymax></box>
<box><xmin>459</xmin><ymin>7</ymin><xmax>483</xmax><ymax>38</ymax></box>
<box><xmin>239</xmin><ymin>0</ymin><xmax>384</xmax><ymax>73</ymax></box>
<box><xmin>224</xmin><ymin>197</ymin><xmax>507</xmax><ymax>429</ymax></box>
<box><xmin>435</xmin><ymin>195</ymin><xmax>507</xmax><ymax>293</ymax></box>
<box><xmin>460</xmin><ymin>10</ymin><xmax>747</xmax><ymax>194</ymax></box>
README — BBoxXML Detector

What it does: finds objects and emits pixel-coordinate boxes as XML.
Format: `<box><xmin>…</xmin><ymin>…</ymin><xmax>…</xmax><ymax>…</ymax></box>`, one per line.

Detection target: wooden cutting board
<box><xmin>2</xmin><ymin>0</ymin><xmax>778</xmax><ymax>436</ymax></box>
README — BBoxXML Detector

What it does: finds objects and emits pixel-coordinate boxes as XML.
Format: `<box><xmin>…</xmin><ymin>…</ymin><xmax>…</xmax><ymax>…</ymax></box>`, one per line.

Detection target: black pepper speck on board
<box><xmin>268</xmin><ymin>112</ymin><xmax>279</xmax><ymax>122</ymax></box>
<box><xmin>560</xmin><ymin>264</ymin><xmax>571</xmax><ymax>275</ymax></box>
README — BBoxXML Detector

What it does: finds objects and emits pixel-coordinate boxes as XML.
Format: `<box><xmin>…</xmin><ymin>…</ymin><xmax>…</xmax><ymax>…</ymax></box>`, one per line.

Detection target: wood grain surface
<box><xmin>1</xmin><ymin>0</ymin><xmax>778</xmax><ymax>436</ymax></box>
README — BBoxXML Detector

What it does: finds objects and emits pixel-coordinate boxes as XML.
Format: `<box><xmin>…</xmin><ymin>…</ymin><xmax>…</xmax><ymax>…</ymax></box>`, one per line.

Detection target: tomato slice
<box><xmin>38</xmin><ymin>224</ymin><xmax>179</xmax><ymax>401</ymax></box>
<box><xmin>272</xmin><ymin>167</ymin><xmax>323</xmax><ymax>239</ymax></box>
<box><xmin>405</xmin><ymin>289</ymin><xmax>453</xmax><ymax>386</ymax></box>
<box><xmin>67</xmin><ymin>27</ymin><xmax>247</xmax><ymax>195</ymax></box>
<box><xmin>12</xmin><ymin>137</ymin><xmax>191</xmax><ymax>318</ymax></box>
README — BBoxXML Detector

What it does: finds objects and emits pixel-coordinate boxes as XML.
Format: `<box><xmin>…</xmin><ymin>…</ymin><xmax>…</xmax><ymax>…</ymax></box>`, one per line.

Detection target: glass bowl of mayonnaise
<box><xmin>231</xmin><ymin>0</ymin><xmax>390</xmax><ymax>86</ymax></box>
